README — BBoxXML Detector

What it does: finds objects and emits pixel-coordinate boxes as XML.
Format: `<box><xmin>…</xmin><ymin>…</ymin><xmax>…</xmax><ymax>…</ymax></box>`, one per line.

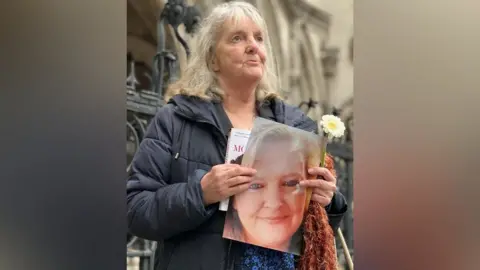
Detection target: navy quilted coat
<box><xmin>126</xmin><ymin>94</ymin><xmax>348</xmax><ymax>270</ymax></box>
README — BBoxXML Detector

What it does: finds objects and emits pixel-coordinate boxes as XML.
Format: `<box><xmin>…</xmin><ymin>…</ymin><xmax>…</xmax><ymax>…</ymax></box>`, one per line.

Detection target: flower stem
<box><xmin>319</xmin><ymin>135</ymin><xmax>328</xmax><ymax>167</ymax></box>
<box><xmin>320</xmin><ymin>150</ymin><xmax>326</xmax><ymax>167</ymax></box>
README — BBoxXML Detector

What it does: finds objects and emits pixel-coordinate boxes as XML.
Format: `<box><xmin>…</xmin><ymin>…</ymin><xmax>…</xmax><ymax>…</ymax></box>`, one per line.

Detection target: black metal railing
<box><xmin>330</xmin><ymin>112</ymin><xmax>354</xmax><ymax>269</ymax></box>
<box><xmin>126</xmin><ymin>1</ymin><xmax>201</xmax><ymax>269</ymax></box>
<box><xmin>126</xmin><ymin>60</ymin><xmax>162</xmax><ymax>270</ymax></box>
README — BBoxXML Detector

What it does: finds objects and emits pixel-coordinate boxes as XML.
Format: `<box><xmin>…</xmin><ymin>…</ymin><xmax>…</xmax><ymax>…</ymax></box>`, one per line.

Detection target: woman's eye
<box><xmin>284</xmin><ymin>179</ymin><xmax>299</xmax><ymax>187</ymax></box>
<box><xmin>249</xmin><ymin>183</ymin><xmax>263</xmax><ymax>190</ymax></box>
<box><xmin>232</xmin><ymin>35</ymin><xmax>241</xmax><ymax>42</ymax></box>
<box><xmin>255</xmin><ymin>36</ymin><xmax>263</xmax><ymax>42</ymax></box>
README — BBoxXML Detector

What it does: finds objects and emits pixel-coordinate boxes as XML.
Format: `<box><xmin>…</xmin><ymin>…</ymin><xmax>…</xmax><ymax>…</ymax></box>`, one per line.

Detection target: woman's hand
<box><xmin>200</xmin><ymin>164</ymin><xmax>256</xmax><ymax>206</ymax></box>
<box><xmin>299</xmin><ymin>167</ymin><xmax>337</xmax><ymax>207</ymax></box>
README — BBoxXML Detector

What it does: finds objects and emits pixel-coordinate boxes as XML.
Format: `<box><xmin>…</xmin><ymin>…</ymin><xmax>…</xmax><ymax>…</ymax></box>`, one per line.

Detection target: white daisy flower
<box><xmin>320</xmin><ymin>114</ymin><xmax>346</xmax><ymax>138</ymax></box>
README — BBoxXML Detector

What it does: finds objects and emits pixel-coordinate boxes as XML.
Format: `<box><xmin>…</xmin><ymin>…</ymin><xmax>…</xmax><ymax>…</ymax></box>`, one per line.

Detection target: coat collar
<box><xmin>211</xmin><ymin>100</ymin><xmax>279</xmax><ymax>137</ymax></box>
<box><xmin>168</xmin><ymin>94</ymin><xmax>317</xmax><ymax>134</ymax></box>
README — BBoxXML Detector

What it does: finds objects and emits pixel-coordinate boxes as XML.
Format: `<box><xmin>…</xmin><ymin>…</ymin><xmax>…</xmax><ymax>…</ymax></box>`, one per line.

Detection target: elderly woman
<box><xmin>126</xmin><ymin>2</ymin><xmax>347</xmax><ymax>270</ymax></box>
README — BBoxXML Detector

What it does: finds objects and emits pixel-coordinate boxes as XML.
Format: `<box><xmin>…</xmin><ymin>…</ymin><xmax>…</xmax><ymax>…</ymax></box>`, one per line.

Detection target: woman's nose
<box><xmin>264</xmin><ymin>187</ymin><xmax>282</xmax><ymax>209</ymax></box>
<box><xmin>245</xmin><ymin>39</ymin><xmax>259</xmax><ymax>54</ymax></box>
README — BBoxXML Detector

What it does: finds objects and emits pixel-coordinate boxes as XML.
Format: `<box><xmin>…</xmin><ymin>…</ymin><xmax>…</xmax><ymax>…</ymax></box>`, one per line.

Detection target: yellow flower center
<box><xmin>327</xmin><ymin>121</ymin><xmax>337</xmax><ymax>130</ymax></box>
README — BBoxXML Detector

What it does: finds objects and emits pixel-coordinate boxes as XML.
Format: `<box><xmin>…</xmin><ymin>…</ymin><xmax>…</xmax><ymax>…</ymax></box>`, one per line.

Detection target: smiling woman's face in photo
<box><xmin>233</xmin><ymin>139</ymin><xmax>307</xmax><ymax>250</ymax></box>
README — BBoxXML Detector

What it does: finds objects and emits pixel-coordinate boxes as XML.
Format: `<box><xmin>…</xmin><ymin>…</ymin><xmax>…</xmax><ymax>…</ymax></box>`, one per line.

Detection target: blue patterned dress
<box><xmin>237</xmin><ymin>244</ymin><xmax>296</xmax><ymax>270</ymax></box>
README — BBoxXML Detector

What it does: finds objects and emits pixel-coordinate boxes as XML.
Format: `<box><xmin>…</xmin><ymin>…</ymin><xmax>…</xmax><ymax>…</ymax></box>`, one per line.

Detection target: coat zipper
<box><xmin>173</xmin><ymin>108</ymin><xmax>228</xmax><ymax>156</ymax></box>
<box><xmin>226</xmin><ymin>240</ymin><xmax>234</xmax><ymax>270</ymax></box>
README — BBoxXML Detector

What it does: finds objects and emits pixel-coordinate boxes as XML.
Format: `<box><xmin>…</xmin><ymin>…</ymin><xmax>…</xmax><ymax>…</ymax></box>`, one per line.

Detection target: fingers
<box><xmin>203</xmin><ymin>164</ymin><xmax>256</xmax><ymax>205</ymax></box>
<box><xmin>210</xmin><ymin>164</ymin><xmax>255</xmax><ymax>180</ymax></box>
<box><xmin>312</xmin><ymin>186</ymin><xmax>334</xmax><ymax>204</ymax></box>
<box><xmin>224</xmin><ymin>166</ymin><xmax>256</xmax><ymax>179</ymax></box>
<box><xmin>211</xmin><ymin>163</ymin><xmax>241</xmax><ymax>172</ymax></box>
<box><xmin>311</xmin><ymin>194</ymin><xmax>331</xmax><ymax>207</ymax></box>
<box><xmin>226</xmin><ymin>175</ymin><xmax>253</xmax><ymax>187</ymax></box>
<box><xmin>227</xmin><ymin>182</ymin><xmax>252</xmax><ymax>196</ymax></box>
<box><xmin>299</xmin><ymin>179</ymin><xmax>336</xmax><ymax>193</ymax></box>
<box><xmin>307</xmin><ymin>167</ymin><xmax>336</xmax><ymax>183</ymax></box>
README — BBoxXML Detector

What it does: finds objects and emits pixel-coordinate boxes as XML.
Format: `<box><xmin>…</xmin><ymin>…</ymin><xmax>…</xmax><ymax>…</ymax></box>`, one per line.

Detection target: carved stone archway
<box><xmin>255</xmin><ymin>0</ymin><xmax>333</xmax><ymax>120</ymax></box>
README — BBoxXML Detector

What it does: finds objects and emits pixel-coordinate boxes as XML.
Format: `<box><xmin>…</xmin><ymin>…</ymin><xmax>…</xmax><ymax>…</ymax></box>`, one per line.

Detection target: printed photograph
<box><xmin>222</xmin><ymin>118</ymin><xmax>322</xmax><ymax>255</ymax></box>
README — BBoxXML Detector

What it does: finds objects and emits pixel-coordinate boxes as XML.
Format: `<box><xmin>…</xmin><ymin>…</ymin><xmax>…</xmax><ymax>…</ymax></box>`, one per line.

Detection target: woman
<box><xmin>223</xmin><ymin>121</ymin><xmax>319</xmax><ymax>255</ymax></box>
<box><xmin>126</xmin><ymin>2</ymin><xmax>347</xmax><ymax>270</ymax></box>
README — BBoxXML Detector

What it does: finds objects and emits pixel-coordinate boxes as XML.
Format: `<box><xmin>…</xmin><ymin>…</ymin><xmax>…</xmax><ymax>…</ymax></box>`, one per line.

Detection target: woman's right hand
<box><xmin>200</xmin><ymin>164</ymin><xmax>256</xmax><ymax>206</ymax></box>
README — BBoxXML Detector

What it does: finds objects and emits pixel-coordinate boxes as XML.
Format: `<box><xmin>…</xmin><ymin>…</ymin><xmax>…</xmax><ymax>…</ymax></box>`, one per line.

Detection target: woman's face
<box><xmin>212</xmin><ymin>16</ymin><xmax>266</xmax><ymax>83</ymax></box>
<box><xmin>233</xmin><ymin>141</ymin><xmax>307</xmax><ymax>250</ymax></box>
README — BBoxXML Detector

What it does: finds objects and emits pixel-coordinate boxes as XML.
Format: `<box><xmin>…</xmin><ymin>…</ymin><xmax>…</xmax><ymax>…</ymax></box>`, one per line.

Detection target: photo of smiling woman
<box><xmin>223</xmin><ymin>118</ymin><xmax>321</xmax><ymax>255</ymax></box>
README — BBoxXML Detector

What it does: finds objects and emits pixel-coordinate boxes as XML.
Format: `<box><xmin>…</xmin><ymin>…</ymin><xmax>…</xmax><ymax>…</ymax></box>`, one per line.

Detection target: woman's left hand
<box><xmin>299</xmin><ymin>167</ymin><xmax>337</xmax><ymax>207</ymax></box>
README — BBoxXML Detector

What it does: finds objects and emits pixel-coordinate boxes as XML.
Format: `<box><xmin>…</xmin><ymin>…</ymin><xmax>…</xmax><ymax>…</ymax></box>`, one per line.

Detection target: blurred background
<box><xmin>126</xmin><ymin>0</ymin><xmax>353</xmax><ymax>269</ymax></box>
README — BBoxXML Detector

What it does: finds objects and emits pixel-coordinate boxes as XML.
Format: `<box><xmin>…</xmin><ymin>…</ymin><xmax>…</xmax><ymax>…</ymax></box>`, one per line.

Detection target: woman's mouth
<box><xmin>261</xmin><ymin>215</ymin><xmax>289</xmax><ymax>224</ymax></box>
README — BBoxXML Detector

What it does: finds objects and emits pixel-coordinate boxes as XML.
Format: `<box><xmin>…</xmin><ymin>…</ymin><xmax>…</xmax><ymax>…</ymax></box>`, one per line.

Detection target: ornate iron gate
<box><xmin>126</xmin><ymin>2</ymin><xmax>201</xmax><ymax>269</ymax></box>
<box><xmin>126</xmin><ymin>1</ymin><xmax>353</xmax><ymax>269</ymax></box>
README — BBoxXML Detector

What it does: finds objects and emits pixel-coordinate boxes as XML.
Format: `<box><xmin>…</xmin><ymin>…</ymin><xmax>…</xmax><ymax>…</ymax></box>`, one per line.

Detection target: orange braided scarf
<box><xmin>298</xmin><ymin>154</ymin><xmax>337</xmax><ymax>270</ymax></box>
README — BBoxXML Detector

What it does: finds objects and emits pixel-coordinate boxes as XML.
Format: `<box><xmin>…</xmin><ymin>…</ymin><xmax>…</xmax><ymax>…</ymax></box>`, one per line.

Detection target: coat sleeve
<box><xmin>325</xmin><ymin>190</ymin><xmax>348</xmax><ymax>231</ymax></box>
<box><xmin>126</xmin><ymin>106</ymin><xmax>217</xmax><ymax>241</ymax></box>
